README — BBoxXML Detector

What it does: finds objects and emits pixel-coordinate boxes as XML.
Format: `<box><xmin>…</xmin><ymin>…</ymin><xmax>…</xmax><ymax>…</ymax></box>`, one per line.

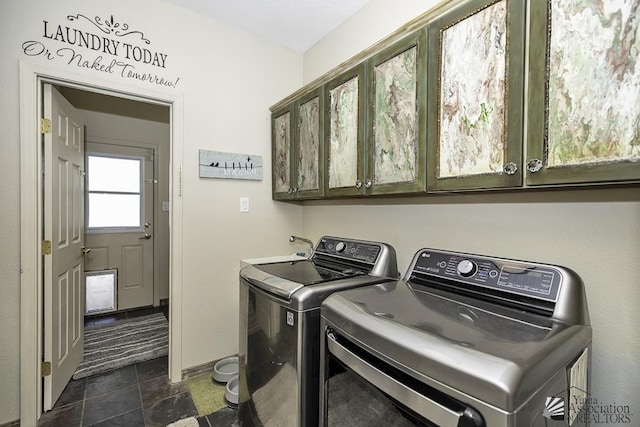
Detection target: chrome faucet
<box><xmin>289</xmin><ymin>235</ymin><xmax>314</xmax><ymax>257</ymax></box>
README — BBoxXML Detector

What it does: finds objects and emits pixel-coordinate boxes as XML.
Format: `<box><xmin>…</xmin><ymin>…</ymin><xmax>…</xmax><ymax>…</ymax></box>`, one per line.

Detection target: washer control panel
<box><xmin>410</xmin><ymin>249</ymin><xmax>562</xmax><ymax>302</ymax></box>
<box><xmin>316</xmin><ymin>237</ymin><xmax>381</xmax><ymax>264</ymax></box>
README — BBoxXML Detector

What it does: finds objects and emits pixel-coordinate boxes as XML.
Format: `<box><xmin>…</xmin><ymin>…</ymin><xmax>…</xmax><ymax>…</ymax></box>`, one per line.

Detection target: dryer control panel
<box><xmin>410</xmin><ymin>249</ymin><xmax>562</xmax><ymax>303</ymax></box>
<box><xmin>316</xmin><ymin>237</ymin><xmax>381</xmax><ymax>264</ymax></box>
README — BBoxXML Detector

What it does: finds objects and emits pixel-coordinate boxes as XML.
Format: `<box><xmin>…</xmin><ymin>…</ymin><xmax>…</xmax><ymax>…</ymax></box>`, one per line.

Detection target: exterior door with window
<box><xmin>84</xmin><ymin>143</ymin><xmax>154</xmax><ymax>310</ymax></box>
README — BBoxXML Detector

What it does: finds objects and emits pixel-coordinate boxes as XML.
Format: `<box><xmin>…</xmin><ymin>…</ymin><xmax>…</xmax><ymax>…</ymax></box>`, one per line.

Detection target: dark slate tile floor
<box><xmin>37</xmin><ymin>306</ymin><xmax>238</xmax><ymax>427</ymax></box>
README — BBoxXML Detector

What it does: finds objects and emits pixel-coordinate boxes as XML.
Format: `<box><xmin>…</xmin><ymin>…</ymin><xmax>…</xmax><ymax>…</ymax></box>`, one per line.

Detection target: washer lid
<box><xmin>241</xmin><ymin>264</ymin><xmax>305</xmax><ymax>300</ymax></box>
<box><xmin>322</xmin><ymin>280</ymin><xmax>592</xmax><ymax>411</ymax></box>
<box><xmin>241</xmin><ymin>262</ymin><xmax>390</xmax><ymax>310</ymax></box>
<box><xmin>254</xmin><ymin>260</ymin><xmax>357</xmax><ymax>285</ymax></box>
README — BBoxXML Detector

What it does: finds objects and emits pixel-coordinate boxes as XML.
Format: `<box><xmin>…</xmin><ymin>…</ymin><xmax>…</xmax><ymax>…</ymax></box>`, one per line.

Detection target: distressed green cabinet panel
<box><xmin>271</xmin><ymin>88</ymin><xmax>324</xmax><ymax>200</ymax></box>
<box><xmin>295</xmin><ymin>88</ymin><xmax>324</xmax><ymax>199</ymax></box>
<box><xmin>526</xmin><ymin>0</ymin><xmax>640</xmax><ymax>186</ymax></box>
<box><xmin>427</xmin><ymin>0</ymin><xmax>525</xmax><ymax>192</ymax></box>
<box><xmin>367</xmin><ymin>32</ymin><xmax>427</xmax><ymax>195</ymax></box>
<box><xmin>323</xmin><ymin>34</ymin><xmax>426</xmax><ymax>198</ymax></box>
<box><xmin>271</xmin><ymin>105</ymin><xmax>294</xmax><ymax>200</ymax></box>
<box><xmin>324</xmin><ymin>64</ymin><xmax>366</xmax><ymax>197</ymax></box>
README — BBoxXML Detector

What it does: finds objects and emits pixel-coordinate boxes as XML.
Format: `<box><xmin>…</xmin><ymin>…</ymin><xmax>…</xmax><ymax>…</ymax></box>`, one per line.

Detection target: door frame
<box><xmin>19</xmin><ymin>60</ymin><xmax>184</xmax><ymax>425</ymax></box>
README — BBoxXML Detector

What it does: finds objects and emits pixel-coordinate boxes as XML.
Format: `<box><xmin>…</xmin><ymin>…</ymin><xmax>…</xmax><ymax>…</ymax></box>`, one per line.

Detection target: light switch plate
<box><xmin>240</xmin><ymin>197</ymin><xmax>249</xmax><ymax>213</ymax></box>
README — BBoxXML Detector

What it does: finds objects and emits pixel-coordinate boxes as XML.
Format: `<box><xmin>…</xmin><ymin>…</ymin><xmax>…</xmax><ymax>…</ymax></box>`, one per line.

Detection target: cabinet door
<box><xmin>295</xmin><ymin>88</ymin><xmax>324</xmax><ymax>199</ymax></box>
<box><xmin>427</xmin><ymin>0</ymin><xmax>525</xmax><ymax>192</ymax></box>
<box><xmin>366</xmin><ymin>32</ymin><xmax>427</xmax><ymax>195</ymax></box>
<box><xmin>526</xmin><ymin>0</ymin><xmax>640</xmax><ymax>185</ymax></box>
<box><xmin>324</xmin><ymin>64</ymin><xmax>366</xmax><ymax>197</ymax></box>
<box><xmin>272</xmin><ymin>105</ymin><xmax>295</xmax><ymax>200</ymax></box>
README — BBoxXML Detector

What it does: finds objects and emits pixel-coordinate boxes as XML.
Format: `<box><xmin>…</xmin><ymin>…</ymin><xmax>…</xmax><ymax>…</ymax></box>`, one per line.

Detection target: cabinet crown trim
<box><xmin>270</xmin><ymin>0</ymin><xmax>464</xmax><ymax>112</ymax></box>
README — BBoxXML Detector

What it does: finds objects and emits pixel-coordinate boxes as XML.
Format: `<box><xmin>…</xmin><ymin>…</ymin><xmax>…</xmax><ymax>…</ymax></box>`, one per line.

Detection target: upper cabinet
<box><xmin>323</xmin><ymin>33</ymin><xmax>427</xmax><ymax>197</ymax></box>
<box><xmin>272</xmin><ymin>87</ymin><xmax>324</xmax><ymax>200</ymax></box>
<box><xmin>295</xmin><ymin>88</ymin><xmax>324</xmax><ymax>198</ymax></box>
<box><xmin>324</xmin><ymin>64</ymin><xmax>365</xmax><ymax>197</ymax></box>
<box><xmin>526</xmin><ymin>0</ymin><xmax>640</xmax><ymax>185</ymax></box>
<box><xmin>271</xmin><ymin>0</ymin><xmax>639</xmax><ymax>200</ymax></box>
<box><xmin>367</xmin><ymin>32</ymin><xmax>427</xmax><ymax>195</ymax></box>
<box><xmin>272</xmin><ymin>104</ymin><xmax>294</xmax><ymax>200</ymax></box>
<box><xmin>426</xmin><ymin>0</ymin><xmax>525</xmax><ymax>192</ymax></box>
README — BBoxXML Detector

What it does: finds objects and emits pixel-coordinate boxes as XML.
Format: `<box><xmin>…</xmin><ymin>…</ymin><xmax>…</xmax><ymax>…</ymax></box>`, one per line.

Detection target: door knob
<box><xmin>503</xmin><ymin>162</ymin><xmax>518</xmax><ymax>175</ymax></box>
<box><xmin>139</xmin><ymin>233</ymin><xmax>152</xmax><ymax>240</ymax></box>
<box><xmin>527</xmin><ymin>158</ymin><xmax>543</xmax><ymax>173</ymax></box>
<box><xmin>80</xmin><ymin>246</ymin><xmax>92</xmax><ymax>256</ymax></box>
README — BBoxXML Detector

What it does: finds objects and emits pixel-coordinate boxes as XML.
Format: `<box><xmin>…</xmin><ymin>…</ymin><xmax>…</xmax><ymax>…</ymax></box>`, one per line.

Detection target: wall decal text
<box><xmin>21</xmin><ymin>13</ymin><xmax>180</xmax><ymax>88</ymax></box>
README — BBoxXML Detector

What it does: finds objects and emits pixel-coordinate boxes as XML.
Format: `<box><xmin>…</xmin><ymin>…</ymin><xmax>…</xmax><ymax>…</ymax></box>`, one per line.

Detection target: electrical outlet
<box><xmin>240</xmin><ymin>197</ymin><xmax>249</xmax><ymax>213</ymax></box>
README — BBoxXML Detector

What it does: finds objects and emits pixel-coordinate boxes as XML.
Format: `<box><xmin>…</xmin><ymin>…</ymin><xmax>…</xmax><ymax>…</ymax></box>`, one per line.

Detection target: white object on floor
<box><xmin>213</xmin><ymin>356</ymin><xmax>239</xmax><ymax>383</ymax></box>
<box><xmin>225</xmin><ymin>375</ymin><xmax>239</xmax><ymax>406</ymax></box>
<box><xmin>166</xmin><ymin>417</ymin><xmax>199</xmax><ymax>427</ymax></box>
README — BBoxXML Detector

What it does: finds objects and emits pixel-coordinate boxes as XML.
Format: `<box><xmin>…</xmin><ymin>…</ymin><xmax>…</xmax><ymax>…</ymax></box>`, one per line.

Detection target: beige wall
<box><xmin>302</xmin><ymin>0</ymin><xmax>640</xmax><ymax>412</ymax></box>
<box><xmin>0</xmin><ymin>0</ymin><xmax>303</xmax><ymax>423</ymax></box>
<box><xmin>303</xmin><ymin>0</ymin><xmax>439</xmax><ymax>84</ymax></box>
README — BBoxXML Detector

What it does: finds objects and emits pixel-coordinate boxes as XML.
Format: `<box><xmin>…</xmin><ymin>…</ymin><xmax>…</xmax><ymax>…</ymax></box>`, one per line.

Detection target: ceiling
<box><xmin>158</xmin><ymin>0</ymin><xmax>371</xmax><ymax>52</ymax></box>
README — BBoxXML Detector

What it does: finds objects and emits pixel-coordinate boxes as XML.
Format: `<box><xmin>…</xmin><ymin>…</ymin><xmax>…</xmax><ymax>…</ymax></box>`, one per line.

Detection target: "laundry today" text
<box><xmin>42</xmin><ymin>20</ymin><xmax>167</xmax><ymax>68</ymax></box>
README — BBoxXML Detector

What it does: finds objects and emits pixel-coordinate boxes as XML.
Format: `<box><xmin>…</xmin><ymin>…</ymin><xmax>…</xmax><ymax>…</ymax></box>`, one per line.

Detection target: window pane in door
<box><xmin>88</xmin><ymin>156</ymin><xmax>141</xmax><ymax>192</ymax></box>
<box><xmin>88</xmin><ymin>194</ymin><xmax>141</xmax><ymax>228</ymax></box>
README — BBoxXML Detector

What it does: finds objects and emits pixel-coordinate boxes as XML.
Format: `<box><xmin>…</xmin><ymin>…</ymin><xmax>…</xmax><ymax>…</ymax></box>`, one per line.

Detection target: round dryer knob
<box><xmin>335</xmin><ymin>242</ymin><xmax>346</xmax><ymax>253</ymax></box>
<box><xmin>457</xmin><ymin>259</ymin><xmax>477</xmax><ymax>277</ymax></box>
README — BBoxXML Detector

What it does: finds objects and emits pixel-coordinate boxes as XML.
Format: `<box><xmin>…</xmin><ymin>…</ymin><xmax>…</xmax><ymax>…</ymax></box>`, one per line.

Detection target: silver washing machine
<box><xmin>320</xmin><ymin>248</ymin><xmax>592</xmax><ymax>427</ymax></box>
<box><xmin>238</xmin><ymin>236</ymin><xmax>398</xmax><ymax>427</ymax></box>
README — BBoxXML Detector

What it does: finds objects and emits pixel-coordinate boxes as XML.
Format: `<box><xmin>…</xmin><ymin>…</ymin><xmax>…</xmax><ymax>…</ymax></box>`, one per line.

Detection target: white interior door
<box><xmin>84</xmin><ymin>144</ymin><xmax>154</xmax><ymax>310</ymax></box>
<box><xmin>43</xmin><ymin>84</ymin><xmax>85</xmax><ymax>411</ymax></box>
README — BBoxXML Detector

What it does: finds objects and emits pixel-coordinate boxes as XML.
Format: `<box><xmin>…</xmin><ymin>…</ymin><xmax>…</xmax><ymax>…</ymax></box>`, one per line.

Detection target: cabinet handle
<box><xmin>355</xmin><ymin>180</ymin><xmax>362</xmax><ymax>189</ymax></box>
<box><xmin>287</xmin><ymin>188</ymin><xmax>294</xmax><ymax>194</ymax></box>
<box><xmin>365</xmin><ymin>179</ymin><xmax>372</xmax><ymax>188</ymax></box>
<box><xmin>503</xmin><ymin>162</ymin><xmax>518</xmax><ymax>175</ymax></box>
<box><xmin>527</xmin><ymin>158</ymin><xmax>543</xmax><ymax>173</ymax></box>
<box><xmin>293</xmin><ymin>187</ymin><xmax>299</xmax><ymax>193</ymax></box>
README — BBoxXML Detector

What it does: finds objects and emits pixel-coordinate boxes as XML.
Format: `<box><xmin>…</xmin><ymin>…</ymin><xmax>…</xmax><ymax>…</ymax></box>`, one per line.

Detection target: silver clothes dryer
<box><xmin>320</xmin><ymin>248</ymin><xmax>592</xmax><ymax>427</ymax></box>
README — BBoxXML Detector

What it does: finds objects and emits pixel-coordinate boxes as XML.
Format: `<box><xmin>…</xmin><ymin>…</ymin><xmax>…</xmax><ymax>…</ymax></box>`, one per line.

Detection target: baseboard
<box><xmin>182</xmin><ymin>360</ymin><xmax>217</xmax><ymax>380</ymax></box>
<box><xmin>0</xmin><ymin>419</ymin><xmax>20</xmax><ymax>427</ymax></box>
<box><xmin>181</xmin><ymin>354</ymin><xmax>238</xmax><ymax>381</ymax></box>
